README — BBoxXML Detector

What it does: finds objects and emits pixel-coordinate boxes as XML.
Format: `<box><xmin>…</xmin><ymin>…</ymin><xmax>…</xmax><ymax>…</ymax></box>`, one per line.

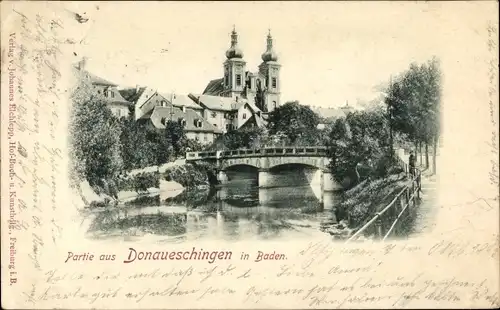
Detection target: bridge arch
<box><xmin>267</xmin><ymin>156</ymin><xmax>325</xmax><ymax>170</ymax></box>
<box><xmin>269</xmin><ymin>162</ymin><xmax>320</xmax><ymax>172</ymax></box>
<box><xmin>224</xmin><ymin>163</ymin><xmax>259</xmax><ymax>170</ymax></box>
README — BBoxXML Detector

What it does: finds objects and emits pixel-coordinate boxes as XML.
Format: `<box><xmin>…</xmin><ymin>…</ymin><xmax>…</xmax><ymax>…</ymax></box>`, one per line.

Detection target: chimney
<box><xmin>182</xmin><ymin>106</ymin><xmax>186</xmax><ymax>113</ymax></box>
<box><xmin>135</xmin><ymin>84</ymin><xmax>140</xmax><ymax>94</ymax></box>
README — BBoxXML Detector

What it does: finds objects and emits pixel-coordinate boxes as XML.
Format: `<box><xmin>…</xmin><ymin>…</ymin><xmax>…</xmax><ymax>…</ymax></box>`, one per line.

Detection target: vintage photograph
<box><xmin>68</xmin><ymin>5</ymin><xmax>442</xmax><ymax>244</ymax></box>
<box><xmin>2</xmin><ymin>1</ymin><xmax>498</xmax><ymax>309</ymax></box>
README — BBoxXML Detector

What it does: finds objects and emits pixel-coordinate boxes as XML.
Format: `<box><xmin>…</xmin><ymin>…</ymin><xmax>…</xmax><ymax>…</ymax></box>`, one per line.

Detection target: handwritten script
<box><xmin>12</xmin><ymin>239</ymin><xmax>498</xmax><ymax>308</ymax></box>
<box><xmin>1</xmin><ymin>3</ymin><xmax>499</xmax><ymax>310</ymax></box>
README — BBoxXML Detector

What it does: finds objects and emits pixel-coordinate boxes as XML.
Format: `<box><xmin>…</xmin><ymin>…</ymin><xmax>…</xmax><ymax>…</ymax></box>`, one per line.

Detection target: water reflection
<box><xmin>85</xmin><ymin>172</ymin><xmax>341</xmax><ymax>242</ymax></box>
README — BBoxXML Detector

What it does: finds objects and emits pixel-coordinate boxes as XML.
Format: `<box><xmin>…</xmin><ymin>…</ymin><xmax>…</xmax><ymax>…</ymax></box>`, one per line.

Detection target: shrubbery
<box><xmin>118</xmin><ymin>172</ymin><xmax>161</xmax><ymax>193</ymax></box>
<box><xmin>326</xmin><ymin>107</ymin><xmax>395</xmax><ymax>188</ymax></box>
<box><xmin>164</xmin><ymin>163</ymin><xmax>210</xmax><ymax>188</ymax></box>
<box><xmin>69</xmin><ymin>76</ymin><xmax>123</xmax><ymax>187</ymax></box>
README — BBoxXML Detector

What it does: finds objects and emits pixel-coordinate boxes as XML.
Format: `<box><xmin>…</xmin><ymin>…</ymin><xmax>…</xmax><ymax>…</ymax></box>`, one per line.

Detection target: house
<box><xmin>74</xmin><ymin>59</ymin><xmax>132</xmax><ymax>118</ymax></box>
<box><xmin>188</xmin><ymin>94</ymin><xmax>263</xmax><ymax>133</ymax></box>
<box><xmin>137</xmin><ymin>106</ymin><xmax>222</xmax><ymax>145</ymax></box>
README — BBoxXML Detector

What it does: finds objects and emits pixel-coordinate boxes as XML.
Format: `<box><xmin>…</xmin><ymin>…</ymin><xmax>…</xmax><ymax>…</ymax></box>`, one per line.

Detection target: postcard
<box><xmin>1</xmin><ymin>1</ymin><xmax>499</xmax><ymax>309</ymax></box>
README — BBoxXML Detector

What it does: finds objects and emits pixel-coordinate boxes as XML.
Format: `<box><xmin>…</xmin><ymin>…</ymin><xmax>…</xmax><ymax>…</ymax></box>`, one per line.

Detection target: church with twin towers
<box><xmin>202</xmin><ymin>26</ymin><xmax>281</xmax><ymax>113</ymax></box>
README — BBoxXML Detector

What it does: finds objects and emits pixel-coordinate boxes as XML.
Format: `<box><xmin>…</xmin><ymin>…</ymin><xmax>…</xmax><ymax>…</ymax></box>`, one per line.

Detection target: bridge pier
<box><xmin>258</xmin><ymin>168</ymin><xmax>271</xmax><ymax>188</ymax></box>
<box><xmin>217</xmin><ymin>170</ymin><xmax>229</xmax><ymax>185</ymax></box>
<box><xmin>323</xmin><ymin>170</ymin><xmax>341</xmax><ymax>192</ymax></box>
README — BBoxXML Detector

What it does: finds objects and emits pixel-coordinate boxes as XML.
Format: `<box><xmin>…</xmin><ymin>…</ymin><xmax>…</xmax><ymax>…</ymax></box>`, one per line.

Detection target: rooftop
<box><xmin>139</xmin><ymin>106</ymin><xmax>222</xmax><ymax>134</ymax></box>
<box><xmin>189</xmin><ymin>94</ymin><xmax>252</xmax><ymax>112</ymax></box>
<box><xmin>159</xmin><ymin>92</ymin><xmax>203</xmax><ymax>110</ymax></box>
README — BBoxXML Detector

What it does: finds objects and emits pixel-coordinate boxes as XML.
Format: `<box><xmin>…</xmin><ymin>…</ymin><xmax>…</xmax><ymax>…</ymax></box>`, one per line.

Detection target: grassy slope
<box><xmin>336</xmin><ymin>172</ymin><xmax>410</xmax><ymax>230</ymax></box>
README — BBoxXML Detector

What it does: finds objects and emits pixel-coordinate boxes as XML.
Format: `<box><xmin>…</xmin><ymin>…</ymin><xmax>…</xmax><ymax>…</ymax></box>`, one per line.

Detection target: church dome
<box><xmin>261</xmin><ymin>49</ymin><xmax>278</xmax><ymax>62</ymax></box>
<box><xmin>261</xmin><ymin>31</ymin><xmax>278</xmax><ymax>62</ymax></box>
<box><xmin>226</xmin><ymin>46</ymin><xmax>244</xmax><ymax>59</ymax></box>
<box><xmin>226</xmin><ymin>28</ymin><xmax>244</xmax><ymax>59</ymax></box>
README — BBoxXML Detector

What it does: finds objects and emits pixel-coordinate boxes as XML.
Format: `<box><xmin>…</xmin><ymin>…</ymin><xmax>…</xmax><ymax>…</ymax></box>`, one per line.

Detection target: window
<box><xmin>236</xmin><ymin>74</ymin><xmax>242</xmax><ymax>86</ymax></box>
<box><xmin>194</xmin><ymin>119</ymin><xmax>203</xmax><ymax>128</ymax></box>
<box><xmin>111</xmin><ymin>91</ymin><xmax>115</xmax><ymax>98</ymax></box>
<box><xmin>211</xmin><ymin>111</ymin><xmax>217</xmax><ymax>118</ymax></box>
<box><xmin>179</xmin><ymin>118</ymin><xmax>186</xmax><ymax>127</ymax></box>
<box><xmin>213</xmin><ymin>124</ymin><xmax>217</xmax><ymax>127</ymax></box>
<box><xmin>225</xmin><ymin>124</ymin><xmax>229</xmax><ymax>130</ymax></box>
<box><xmin>103</xmin><ymin>89</ymin><xmax>108</xmax><ymax>97</ymax></box>
<box><xmin>203</xmin><ymin>134</ymin><xmax>208</xmax><ymax>141</ymax></box>
<box><xmin>248</xmin><ymin>79</ymin><xmax>252</xmax><ymax>89</ymax></box>
<box><xmin>224</xmin><ymin>74</ymin><xmax>229</xmax><ymax>86</ymax></box>
<box><xmin>243</xmin><ymin>113</ymin><xmax>247</xmax><ymax>119</ymax></box>
<box><xmin>272</xmin><ymin>77</ymin><xmax>277</xmax><ymax>88</ymax></box>
<box><xmin>97</xmin><ymin>90</ymin><xmax>101</xmax><ymax>94</ymax></box>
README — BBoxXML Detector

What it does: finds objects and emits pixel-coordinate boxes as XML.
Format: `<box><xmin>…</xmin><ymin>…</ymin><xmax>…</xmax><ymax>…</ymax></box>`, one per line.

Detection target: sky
<box><xmin>56</xmin><ymin>2</ymin><xmax>460</xmax><ymax>109</ymax></box>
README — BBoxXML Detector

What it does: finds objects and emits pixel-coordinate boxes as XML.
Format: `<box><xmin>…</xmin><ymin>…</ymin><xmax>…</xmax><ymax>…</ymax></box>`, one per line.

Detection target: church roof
<box><xmin>202</xmin><ymin>78</ymin><xmax>224</xmax><ymax>96</ymax></box>
<box><xmin>138</xmin><ymin>106</ymin><xmax>222</xmax><ymax>134</ymax></box>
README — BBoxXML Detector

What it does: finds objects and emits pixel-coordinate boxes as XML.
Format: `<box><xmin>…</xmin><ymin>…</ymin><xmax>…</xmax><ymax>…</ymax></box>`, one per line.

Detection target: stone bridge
<box><xmin>185</xmin><ymin>146</ymin><xmax>341</xmax><ymax>191</ymax></box>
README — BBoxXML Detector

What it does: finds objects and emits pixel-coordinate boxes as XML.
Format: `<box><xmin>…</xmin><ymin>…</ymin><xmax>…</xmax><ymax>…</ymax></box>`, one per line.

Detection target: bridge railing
<box><xmin>345</xmin><ymin>162</ymin><xmax>422</xmax><ymax>243</ymax></box>
<box><xmin>185</xmin><ymin>146</ymin><xmax>327</xmax><ymax>160</ymax></box>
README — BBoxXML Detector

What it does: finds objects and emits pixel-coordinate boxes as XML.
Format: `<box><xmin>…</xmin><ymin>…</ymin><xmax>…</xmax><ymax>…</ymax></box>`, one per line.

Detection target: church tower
<box><xmin>221</xmin><ymin>26</ymin><xmax>246</xmax><ymax>100</ymax></box>
<box><xmin>258</xmin><ymin>30</ymin><xmax>281</xmax><ymax>112</ymax></box>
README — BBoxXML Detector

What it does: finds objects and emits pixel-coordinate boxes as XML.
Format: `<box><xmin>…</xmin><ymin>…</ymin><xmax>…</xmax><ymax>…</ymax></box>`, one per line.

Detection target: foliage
<box><xmin>164</xmin><ymin>120</ymin><xmax>186</xmax><ymax>157</ymax></box>
<box><xmin>266</xmin><ymin>101</ymin><xmax>321</xmax><ymax>145</ymax></box>
<box><xmin>326</xmin><ymin>107</ymin><xmax>394</xmax><ymax>186</ymax></box>
<box><xmin>335</xmin><ymin>173</ymin><xmax>408</xmax><ymax>228</ymax></box>
<box><xmin>69</xmin><ymin>83</ymin><xmax>123</xmax><ymax>186</ymax></box>
<box><xmin>221</xmin><ymin>126</ymin><xmax>265</xmax><ymax>149</ymax></box>
<box><xmin>125</xmin><ymin>194</ymin><xmax>161</xmax><ymax>206</ymax></box>
<box><xmin>119</xmin><ymin>119</ymin><xmax>166</xmax><ymax>170</ymax></box>
<box><xmin>164</xmin><ymin>163</ymin><xmax>210</xmax><ymax>188</ymax></box>
<box><xmin>117</xmin><ymin>172</ymin><xmax>161</xmax><ymax>193</ymax></box>
<box><xmin>386</xmin><ymin>58</ymin><xmax>441</xmax><ymax>145</ymax></box>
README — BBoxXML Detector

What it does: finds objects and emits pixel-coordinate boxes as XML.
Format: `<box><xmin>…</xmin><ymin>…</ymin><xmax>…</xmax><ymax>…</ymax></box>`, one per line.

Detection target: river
<box><xmin>83</xmin><ymin>169</ymin><xmax>343</xmax><ymax>243</ymax></box>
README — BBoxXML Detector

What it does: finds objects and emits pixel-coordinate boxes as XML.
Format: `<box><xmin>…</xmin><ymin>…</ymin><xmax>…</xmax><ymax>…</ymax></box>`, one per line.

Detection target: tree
<box><xmin>266</xmin><ymin>101</ymin><xmax>321</xmax><ymax>146</ymax></box>
<box><xmin>164</xmin><ymin>120</ymin><xmax>187</xmax><ymax>158</ymax></box>
<box><xmin>385</xmin><ymin>58</ymin><xmax>441</xmax><ymax>174</ymax></box>
<box><xmin>327</xmin><ymin>107</ymin><xmax>394</xmax><ymax>187</ymax></box>
<box><xmin>119</xmin><ymin>119</ymin><xmax>165</xmax><ymax>169</ymax></box>
<box><xmin>70</xmin><ymin>94</ymin><xmax>123</xmax><ymax>186</ymax></box>
<box><xmin>222</xmin><ymin>126</ymin><xmax>264</xmax><ymax>149</ymax></box>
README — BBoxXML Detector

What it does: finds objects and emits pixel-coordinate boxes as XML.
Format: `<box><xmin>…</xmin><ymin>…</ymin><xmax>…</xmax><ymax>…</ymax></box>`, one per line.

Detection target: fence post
<box><xmin>375</xmin><ymin>217</ymin><xmax>383</xmax><ymax>239</ymax></box>
<box><xmin>416</xmin><ymin>176</ymin><xmax>420</xmax><ymax>199</ymax></box>
<box><xmin>405</xmin><ymin>188</ymin><xmax>410</xmax><ymax>208</ymax></box>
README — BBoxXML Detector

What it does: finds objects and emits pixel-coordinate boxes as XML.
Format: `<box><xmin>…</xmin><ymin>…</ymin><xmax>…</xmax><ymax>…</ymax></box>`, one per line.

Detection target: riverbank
<box><xmin>74</xmin><ymin>161</ymin><xmax>216</xmax><ymax>210</ymax></box>
<box><xmin>321</xmin><ymin>172</ymin><xmax>410</xmax><ymax>239</ymax></box>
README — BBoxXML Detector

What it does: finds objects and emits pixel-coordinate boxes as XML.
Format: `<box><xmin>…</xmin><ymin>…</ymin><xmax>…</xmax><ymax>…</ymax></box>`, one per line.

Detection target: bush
<box><xmin>117</xmin><ymin>172</ymin><xmax>160</xmax><ymax>193</ymax></box>
<box><xmin>327</xmin><ymin>108</ymin><xmax>394</xmax><ymax>187</ymax></box>
<box><xmin>163</xmin><ymin>163</ymin><xmax>210</xmax><ymax>188</ymax></box>
<box><xmin>70</xmin><ymin>88</ymin><xmax>123</xmax><ymax>185</ymax></box>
